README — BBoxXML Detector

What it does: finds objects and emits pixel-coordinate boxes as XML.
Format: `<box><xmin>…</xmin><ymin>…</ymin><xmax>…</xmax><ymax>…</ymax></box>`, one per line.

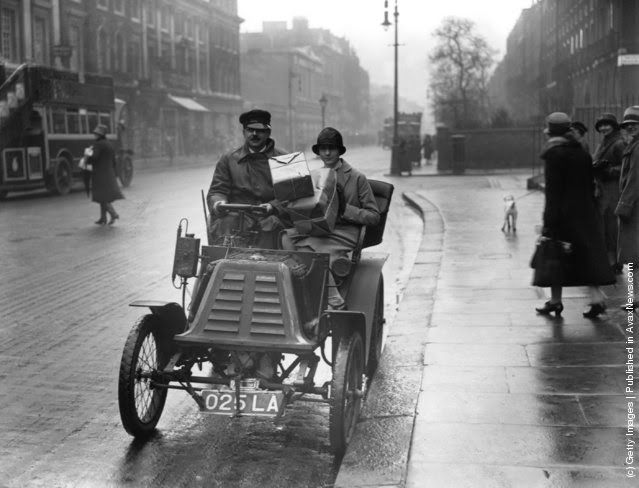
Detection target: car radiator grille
<box><xmin>205</xmin><ymin>271</ymin><xmax>284</xmax><ymax>337</ymax></box>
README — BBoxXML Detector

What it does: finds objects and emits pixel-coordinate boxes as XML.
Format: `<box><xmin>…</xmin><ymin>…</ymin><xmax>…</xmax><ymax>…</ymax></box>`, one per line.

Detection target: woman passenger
<box><xmin>283</xmin><ymin>127</ymin><xmax>380</xmax><ymax>309</ymax></box>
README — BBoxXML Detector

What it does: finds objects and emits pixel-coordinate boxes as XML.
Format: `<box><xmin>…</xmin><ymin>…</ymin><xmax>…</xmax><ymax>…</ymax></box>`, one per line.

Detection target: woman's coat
<box><xmin>88</xmin><ymin>138</ymin><xmax>124</xmax><ymax>203</ymax></box>
<box><xmin>538</xmin><ymin>134</ymin><xmax>615</xmax><ymax>286</ymax></box>
<box><xmin>616</xmin><ymin>135</ymin><xmax>639</xmax><ymax>264</ymax></box>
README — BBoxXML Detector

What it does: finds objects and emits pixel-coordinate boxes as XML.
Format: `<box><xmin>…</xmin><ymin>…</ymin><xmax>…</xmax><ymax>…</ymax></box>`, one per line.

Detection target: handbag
<box><xmin>78</xmin><ymin>156</ymin><xmax>92</xmax><ymax>172</ymax></box>
<box><xmin>530</xmin><ymin>236</ymin><xmax>574</xmax><ymax>287</ymax></box>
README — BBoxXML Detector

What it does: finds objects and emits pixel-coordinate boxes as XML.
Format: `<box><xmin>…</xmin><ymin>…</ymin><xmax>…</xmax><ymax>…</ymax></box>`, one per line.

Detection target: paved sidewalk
<box><xmin>336</xmin><ymin>181</ymin><xmax>635</xmax><ymax>487</ymax></box>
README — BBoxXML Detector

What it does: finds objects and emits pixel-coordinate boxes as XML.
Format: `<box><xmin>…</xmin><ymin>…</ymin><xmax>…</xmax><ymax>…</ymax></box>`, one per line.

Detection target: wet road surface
<box><xmin>0</xmin><ymin>147</ymin><xmax>421</xmax><ymax>487</ymax></box>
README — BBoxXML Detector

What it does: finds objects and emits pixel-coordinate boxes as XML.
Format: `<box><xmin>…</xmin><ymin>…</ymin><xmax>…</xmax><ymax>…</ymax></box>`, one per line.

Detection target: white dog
<box><xmin>501</xmin><ymin>195</ymin><xmax>517</xmax><ymax>233</ymax></box>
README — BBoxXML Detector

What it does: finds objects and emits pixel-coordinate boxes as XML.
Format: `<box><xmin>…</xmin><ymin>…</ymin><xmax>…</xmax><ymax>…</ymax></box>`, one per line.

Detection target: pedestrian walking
<box><xmin>165</xmin><ymin>134</ymin><xmax>174</xmax><ymax>166</ymax></box>
<box><xmin>206</xmin><ymin>109</ymin><xmax>288</xmax><ymax>248</ymax></box>
<box><xmin>534</xmin><ymin>112</ymin><xmax>615</xmax><ymax>318</ymax></box>
<box><xmin>570</xmin><ymin>121</ymin><xmax>590</xmax><ymax>153</ymax></box>
<box><xmin>422</xmin><ymin>134</ymin><xmax>434</xmax><ymax>165</ymax></box>
<box><xmin>616</xmin><ymin>106</ymin><xmax>639</xmax><ymax>309</ymax></box>
<box><xmin>281</xmin><ymin>127</ymin><xmax>380</xmax><ymax>310</ymax></box>
<box><xmin>87</xmin><ymin>124</ymin><xmax>123</xmax><ymax>226</ymax></box>
<box><xmin>592</xmin><ymin>112</ymin><xmax>625</xmax><ymax>273</ymax></box>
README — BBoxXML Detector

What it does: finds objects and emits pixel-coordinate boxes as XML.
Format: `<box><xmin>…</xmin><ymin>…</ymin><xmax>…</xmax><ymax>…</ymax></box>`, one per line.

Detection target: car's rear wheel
<box><xmin>118</xmin><ymin>315</ymin><xmax>168</xmax><ymax>438</ymax></box>
<box><xmin>329</xmin><ymin>331</ymin><xmax>364</xmax><ymax>457</ymax></box>
<box><xmin>367</xmin><ymin>277</ymin><xmax>385</xmax><ymax>377</ymax></box>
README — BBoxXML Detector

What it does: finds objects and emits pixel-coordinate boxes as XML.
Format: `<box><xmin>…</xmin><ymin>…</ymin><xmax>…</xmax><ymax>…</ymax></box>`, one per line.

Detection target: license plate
<box><xmin>200</xmin><ymin>389</ymin><xmax>284</xmax><ymax>417</ymax></box>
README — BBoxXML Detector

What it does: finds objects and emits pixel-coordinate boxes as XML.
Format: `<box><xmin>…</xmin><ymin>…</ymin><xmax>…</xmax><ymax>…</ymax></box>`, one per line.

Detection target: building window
<box><xmin>145</xmin><ymin>1</ymin><xmax>155</xmax><ymax>27</ymax></box>
<box><xmin>33</xmin><ymin>17</ymin><xmax>49</xmax><ymax>65</ymax></box>
<box><xmin>69</xmin><ymin>24</ymin><xmax>83</xmax><ymax>72</ymax></box>
<box><xmin>160</xmin><ymin>6</ymin><xmax>170</xmax><ymax>32</ymax></box>
<box><xmin>114</xmin><ymin>0</ymin><xmax>124</xmax><ymax>15</ymax></box>
<box><xmin>97</xmin><ymin>0</ymin><xmax>108</xmax><ymax>11</ymax></box>
<box><xmin>97</xmin><ymin>28</ymin><xmax>109</xmax><ymax>73</ymax></box>
<box><xmin>175</xmin><ymin>12</ymin><xmax>183</xmax><ymax>35</ymax></box>
<box><xmin>114</xmin><ymin>32</ymin><xmax>125</xmax><ymax>72</ymax></box>
<box><xmin>0</xmin><ymin>7</ymin><xmax>19</xmax><ymax>62</ymax></box>
<box><xmin>198</xmin><ymin>52</ymin><xmax>207</xmax><ymax>91</ymax></box>
<box><xmin>609</xmin><ymin>2</ymin><xmax>614</xmax><ymax>30</ymax></box>
<box><xmin>185</xmin><ymin>18</ymin><xmax>193</xmax><ymax>39</ymax></box>
<box><xmin>128</xmin><ymin>40</ymin><xmax>141</xmax><ymax>77</ymax></box>
<box><xmin>130</xmin><ymin>0</ymin><xmax>141</xmax><ymax>21</ymax></box>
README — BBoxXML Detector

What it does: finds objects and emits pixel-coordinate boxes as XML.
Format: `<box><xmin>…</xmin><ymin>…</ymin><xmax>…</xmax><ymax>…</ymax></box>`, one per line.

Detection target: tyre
<box><xmin>118</xmin><ymin>315</ymin><xmax>168</xmax><ymax>438</ymax></box>
<box><xmin>49</xmin><ymin>157</ymin><xmax>72</xmax><ymax>195</ymax></box>
<box><xmin>367</xmin><ymin>277</ymin><xmax>385</xmax><ymax>377</ymax></box>
<box><xmin>329</xmin><ymin>331</ymin><xmax>364</xmax><ymax>457</ymax></box>
<box><xmin>118</xmin><ymin>155</ymin><xmax>133</xmax><ymax>187</ymax></box>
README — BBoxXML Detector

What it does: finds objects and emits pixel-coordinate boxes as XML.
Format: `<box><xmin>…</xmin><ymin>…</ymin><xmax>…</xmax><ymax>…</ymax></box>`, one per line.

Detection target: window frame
<box><xmin>0</xmin><ymin>6</ymin><xmax>20</xmax><ymax>62</ymax></box>
<box><xmin>113</xmin><ymin>0</ymin><xmax>125</xmax><ymax>16</ymax></box>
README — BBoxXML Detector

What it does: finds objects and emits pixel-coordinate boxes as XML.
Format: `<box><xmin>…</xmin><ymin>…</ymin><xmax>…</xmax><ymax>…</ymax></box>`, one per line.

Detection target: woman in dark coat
<box><xmin>592</xmin><ymin>113</ymin><xmax>625</xmax><ymax>271</ymax></box>
<box><xmin>535</xmin><ymin>113</ymin><xmax>615</xmax><ymax>318</ymax></box>
<box><xmin>87</xmin><ymin>124</ymin><xmax>123</xmax><ymax>225</ymax></box>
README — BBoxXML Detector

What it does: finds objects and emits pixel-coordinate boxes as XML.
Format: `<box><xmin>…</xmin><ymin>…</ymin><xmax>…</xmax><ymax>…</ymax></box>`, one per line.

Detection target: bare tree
<box><xmin>429</xmin><ymin>17</ymin><xmax>496</xmax><ymax>129</ymax></box>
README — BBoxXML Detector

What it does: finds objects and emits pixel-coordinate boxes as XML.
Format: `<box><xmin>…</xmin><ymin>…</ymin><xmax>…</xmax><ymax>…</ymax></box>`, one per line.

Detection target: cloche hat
<box><xmin>92</xmin><ymin>124</ymin><xmax>108</xmax><ymax>137</ymax></box>
<box><xmin>620</xmin><ymin>106</ymin><xmax>639</xmax><ymax>127</ymax></box>
<box><xmin>544</xmin><ymin>112</ymin><xmax>571</xmax><ymax>136</ymax></box>
<box><xmin>594</xmin><ymin>112</ymin><xmax>619</xmax><ymax>132</ymax></box>
<box><xmin>570</xmin><ymin>121</ymin><xmax>588</xmax><ymax>135</ymax></box>
<box><xmin>312</xmin><ymin>127</ymin><xmax>346</xmax><ymax>155</ymax></box>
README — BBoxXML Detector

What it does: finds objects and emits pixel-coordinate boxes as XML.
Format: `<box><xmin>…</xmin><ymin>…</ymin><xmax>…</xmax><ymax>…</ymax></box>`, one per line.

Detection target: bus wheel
<box><xmin>118</xmin><ymin>155</ymin><xmax>133</xmax><ymax>187</ymax></box>
<box><xmin>50</xmin><ymin>158</ymin><xmax>72</xmax><ymax>195</ymax></box>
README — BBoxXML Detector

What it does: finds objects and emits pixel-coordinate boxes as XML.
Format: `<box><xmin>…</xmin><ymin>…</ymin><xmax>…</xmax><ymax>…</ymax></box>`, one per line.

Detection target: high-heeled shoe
<box><xmin>108</xmin><ymin>214</ymin><xmax>119</xmax><ymax>226</ymax></box>
<box><xmin>94</xmin><ymin>218</ymin><xmax>106</xmax><ymax>225</ymax></box>
<box><xmin>583</xmin><ymin>302</ymin><xmax>606</xmax><ymax>318</ymax></box>
<box><xmin>535</xmin><ymin>301</ymin><xmax>563</xmax><ymax>316</ymax></box>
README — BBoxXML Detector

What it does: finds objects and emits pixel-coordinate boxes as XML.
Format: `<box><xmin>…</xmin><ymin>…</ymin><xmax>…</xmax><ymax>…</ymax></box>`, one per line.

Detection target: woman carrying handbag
<box><xmin>533</xmin><ymin>113</ymin><xmax>615</xmax><ymax>318</ymax></box>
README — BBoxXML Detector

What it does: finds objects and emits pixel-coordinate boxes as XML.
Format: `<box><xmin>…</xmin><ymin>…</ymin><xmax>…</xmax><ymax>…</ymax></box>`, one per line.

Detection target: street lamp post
<box><xmin>382</xmin><ymin>0</ymin><xmax>400</xmax><ymax>175</ymax></box>
<box><xmin>319</xmin><ymin>93</ymin><xmax>328</xmax><ymax>128</ymax></box>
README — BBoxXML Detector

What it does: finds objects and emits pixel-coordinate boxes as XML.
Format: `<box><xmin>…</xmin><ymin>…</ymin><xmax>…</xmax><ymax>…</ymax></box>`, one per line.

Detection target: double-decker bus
<box><xmin>0</xmin><ymin>63</ymin><xmax>133</xmax><ymax>199</ymax></box>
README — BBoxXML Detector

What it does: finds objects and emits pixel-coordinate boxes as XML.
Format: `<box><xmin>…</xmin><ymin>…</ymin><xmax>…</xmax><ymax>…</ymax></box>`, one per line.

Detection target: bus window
<box><xmin>79</xmin><ymin>108</ymin><xmax>88</xmax><ymax>133</ymax></box>
<box><xmin>99</xmin><ymin>112</ymin><xmax>113</xmax><ymax>133</ymax></box>
<box><xmin>51</xmin><ymin>109</ymin><xmax>66</xmax><ymax>133</ymax></box>
<box><xmin>67</xmin><ymin>109</ymin><xmax>81</xmax><ymax>134</ymax></box>
<box><xmin>88</xmin><ymin>111</ymin><xmax>99</xmax><ymax>133</ymax></box>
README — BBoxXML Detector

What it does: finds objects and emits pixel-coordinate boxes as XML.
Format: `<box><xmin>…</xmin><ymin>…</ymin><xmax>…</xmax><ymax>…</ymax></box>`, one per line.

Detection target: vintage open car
<box><xmin>117</xmin><ymin>179</ymin><xmax>394</xmax><ymax>456</ymax></box>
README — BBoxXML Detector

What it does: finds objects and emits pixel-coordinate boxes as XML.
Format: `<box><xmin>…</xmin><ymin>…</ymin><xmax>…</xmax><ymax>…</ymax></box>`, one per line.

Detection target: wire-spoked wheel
<box><xmin>329</xmin><ymin>331</ymin><xmax>364</xmax><ymax>457</ymax></box>
<box><xmin>118</xmin><ymin>315</ymin><xmax>168</xmax><ymax>438</ymax></box>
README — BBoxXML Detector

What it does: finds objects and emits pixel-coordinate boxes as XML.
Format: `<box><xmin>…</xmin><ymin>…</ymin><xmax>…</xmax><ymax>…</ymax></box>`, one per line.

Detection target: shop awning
<box><xmin>168</xmin><ymin>95</ymin><xmax>210</xmax><ymax>112</ymax></box>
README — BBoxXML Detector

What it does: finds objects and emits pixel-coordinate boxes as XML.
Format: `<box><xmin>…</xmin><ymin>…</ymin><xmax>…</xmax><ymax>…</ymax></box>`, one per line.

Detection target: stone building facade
<box><xmin>240</xmin><ymin>17</ymin><xmax>371</xmax><ymax>151</ymax></box>
<box><xmin>0</xmin><ymin>0</ymin><xmax>243</xmax><ymax>159</ymax></box>
<box><xmin>489</xmin><ymin>0</ymin><xmax>639</xmax><ymax>126</ymax></box>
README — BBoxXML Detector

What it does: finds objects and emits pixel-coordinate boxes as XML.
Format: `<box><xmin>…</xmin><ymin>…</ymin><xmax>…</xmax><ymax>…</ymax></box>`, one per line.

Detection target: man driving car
<box><xmin>206</xmin><ymin>109</ymin><xmax>288</xmax><ymax>248</ymax></box>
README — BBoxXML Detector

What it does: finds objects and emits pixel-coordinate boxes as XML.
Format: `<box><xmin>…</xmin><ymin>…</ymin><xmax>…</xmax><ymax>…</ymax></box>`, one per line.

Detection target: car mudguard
<box><xmin>129</xmin><ymin>301</ymin><xmax>187</xmax><ymax>340</ymax></box>
<box><xmin>344</xmin><ymin>253</ymin><xmax>387</xmax><ymax>363</ymax></box>
<box><xmin>323</xmin><ymin>310</ymin><xmax>366</xmax><ymax>366</ymax></box>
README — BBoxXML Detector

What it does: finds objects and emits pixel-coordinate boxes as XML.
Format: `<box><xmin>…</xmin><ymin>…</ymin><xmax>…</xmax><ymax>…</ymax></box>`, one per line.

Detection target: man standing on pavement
<box><xmin>206</xmin><ymin>109</ymin><xmax>288</xmax><ymax>248</ymax></box>
<box><xmin>592</xmin><ymin>112</ymin><xmax>625</xmax><ymax>273</ymax></box>
<box><xmin>616</xmin><ymin>106</ymin><xmax>639</xmax><ymax>309</ymax></box>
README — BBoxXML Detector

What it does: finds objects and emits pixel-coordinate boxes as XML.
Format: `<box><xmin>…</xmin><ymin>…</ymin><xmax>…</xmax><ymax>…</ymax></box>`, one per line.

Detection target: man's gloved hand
<box><xmin>212</xmin><ymin>200</ymin><xmax>227</xmax><ymax>216</ymax></box>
